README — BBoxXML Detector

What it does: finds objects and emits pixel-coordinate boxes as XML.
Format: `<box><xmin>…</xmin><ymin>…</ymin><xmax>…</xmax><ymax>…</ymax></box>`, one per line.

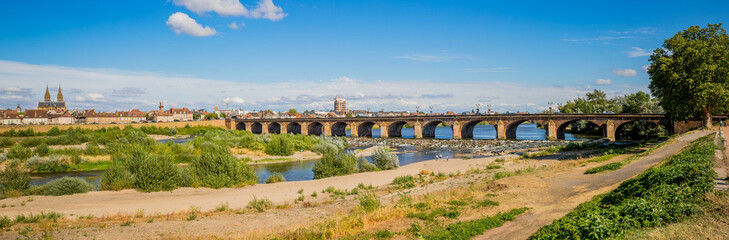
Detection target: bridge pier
<box><xmin>300</xmin><ymin>123</ymin><xmax>308</xmax><ymax>135</ymax></box>
<box><xmin>495</xmin><ymin>121</ymin><xmax>506</xmax><ymax>140</ymax></box>
<box><xmin>349</xmin><ymin>122</ymin><xmax>358</xmax><ymax>137</ymax></box>
<box><xmin>413</xmin><ymin>122</ymin><xmax>422</xmax><ymax>138</ymax></box>
<box><xmin>323</xmin><ymin>123</ymin><xmax>332</xmax><ymax>137</ymax></box>
<box><xmin>603</xmin><ymin>120</ymin><xmax>615</xmax><ymax>141</ymax></box>
<box><xmin>379</xmin><ymin>122</ymin><xmax>389</xmax><ymax>138</ymax></box>
<box><xmin>545</xmin><ymin>120</ymin><xmax>557</xmax><ymax>140</ymax></box>
<box><xmin>279</xmin><ymin>123</ymin><xmax>287</xmax><ymax>134</ymax></box>
<box><xmin>261</xmin><ymin>123</ymin><xmax>269</xmax><ymax>134</ymax></box>
<box><xmin>452</xmin><ymin>122</ymin><xmax>462</xmax><ymax>139</ymax></box>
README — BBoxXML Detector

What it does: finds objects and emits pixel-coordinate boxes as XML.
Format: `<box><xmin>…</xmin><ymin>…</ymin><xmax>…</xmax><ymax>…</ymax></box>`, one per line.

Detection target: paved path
<box><xmin>716</xmin><ymin>127</ymin><xmax>729</xmax><ymax>191</ymax></box>
<box><xmin>476</xmin><ymin>131</ymin><xmax>713</xmax><ymax>240</ymax></box>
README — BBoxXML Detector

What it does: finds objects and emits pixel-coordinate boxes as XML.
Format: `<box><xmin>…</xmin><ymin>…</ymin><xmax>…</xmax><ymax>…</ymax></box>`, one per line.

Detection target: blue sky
<box><xmin>1</xmin><ymin>0</ymin><xmax>727</xmax><ymax>112</ymax></box>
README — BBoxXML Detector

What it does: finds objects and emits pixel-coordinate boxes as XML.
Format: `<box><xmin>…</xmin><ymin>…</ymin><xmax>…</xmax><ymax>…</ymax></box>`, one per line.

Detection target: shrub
<box><xmin>357</xmin><ymin>157</ymin><xmax>378</xmax><ymax>172</ymax></box>
<box><xmin>24</xmin><ymin>155</ymin><xmax>71</xmax><ymax>173</ymax></box>
<box><xmin>0</xmin><ymin>166</ymin><xmax>30</xmax><ymax>197</ymax></box>
<box><xmin>371</xmin><ymin>148</ymin><xmax>399</xmax><ymax>170</ymax></box>
<box><xmin>84</xmin><ymin>143</ymin><xmax>102</xmax><ymax>156</ymax></box>
<box><xmin>265</xmin><ymin>135</ymin><xmax>295</xmax><ymax>156</ymax></box>
<box><xmin>128</xmin><ymin>154</ymin><xmax>179</xmax><ymax>192</ymax></box>
<box><xmin>191</xmin><ymin>143</ymin><xmax>257</xmax><ymax>189</ymax></box>
<box><xmin>0</xmin><ymin>138</ymin><xmax>15</xmax><ymax>148</ymax></box>
<box><xmin>34</xmin><ymin>143</ymin><xmax>50</xmax><ymax>157</ymax></box>
<box><xmin>7</xmin><ymin>144</ymin><xmax>31</xmax><ymax>160</ymax></box>
<box><xmin>311</xmin><ymin>141</ymin><xmax>339</xmax><ymax>155</ymax></box>
<box><xmin>312</xmin><ymin>151</ymin><xmax>358</xmax><ymax>179</ymax></box>
<box><xmin>177</xmin><ymin>166</ymin><xmax>199</xmax><ymax>187</ymax></box>
<box><xmin>265</xmin><ymin>172</ymin><xmax>286</xmax><ymax>184</ymax></box>
<box><xmin>100</xmin><ymin>162</ymin><xmax>134</xmax><ymax>191</ymax></box>
<box><xmin>392</xmin><ymin>175</ymin><xmax>416</xmax><ymax>189</ymax></box>
<box><xmin>38</xmin><ymin>177</ymin><xmax>93</xmax><ymax>196</ymax></box>
<box><xmin>358</xmin><ymin>192</ymin><xmax>380</xmax><ymax>212</ymax></box>
<box><xmin>247</xmin><ymin>196</ymin><xmax>273</xmax><ymax>212</ymax></box>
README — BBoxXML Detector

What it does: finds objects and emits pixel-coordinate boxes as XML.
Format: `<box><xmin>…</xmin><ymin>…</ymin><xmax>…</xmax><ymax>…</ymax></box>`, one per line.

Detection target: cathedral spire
<box><xmin>57</xmin><ymin>84</ymin><xmax>63</xmax><ymax>102</ymax></box>
<box><xmin>44</xmin><ymin>85</ymin><xmax>51</xmax><ymax>102</ymax></box>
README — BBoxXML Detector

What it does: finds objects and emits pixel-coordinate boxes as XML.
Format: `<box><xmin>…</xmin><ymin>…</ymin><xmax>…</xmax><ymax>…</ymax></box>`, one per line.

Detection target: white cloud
<box><xmin>626</xmin><ymin>47</ymin><xmax>652</xmax><ymax>57</ymax></box>
<box><xmin>395</xmin><ymin>54</ymin><xmax>457</xmax><ymax>63</ymax></box>
<box><xmin>248</xmin><ymin>0</ymin><xmax>287</xmax><ymax>21</ymax></box>
<box><xmin>595</xmin><ymin>79</ymin><xmax>613</xmax><ymax>85</ymax></box>
<box><xmin>0</xmin><ymin>60</ymin><xmax>625</xmax><ymax>113</ymax></box>
<box><xmin>223</xmin><ymin>97</ymin><xmax>245</xmax><ymax>104</ymax></box>
<box><xmin>641</xmin><ymin>65</ymin><xmax>650</xmax><ymax>72</ymax></box>
<box><xmin>173</xmin><ymin>0</ymin><xmax>248</xmax><ymax>17</ymax></box>
<box><xmin>166</xmin><ymin>12</ymin><xmax>217</xmax><ymax>37</ymax></box>
<box><xmin>611</xmin><ymin>69</ymin><xmax>637</xmax><ymax>77</ymax></box>
<box><xmin>227</xmin><ymin>21</ymin><xmax>244</xmax><ymax>29</ymax></box>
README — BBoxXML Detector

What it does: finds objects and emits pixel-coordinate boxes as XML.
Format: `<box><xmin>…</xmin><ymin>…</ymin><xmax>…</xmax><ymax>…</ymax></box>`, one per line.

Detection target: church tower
<box><xmin>44</xmin><ymin>85</ymin><xmax>51</xmax><ymax>102</ymax></box>
<box><xmin>159</xmin><ymin>102</ymin><xmax>164</xmax><ymax>112</ymax></box>
<box><xmin>57</xmin><ymin>85</ymin><xmax>63</xmax><ymax>102</ymax></box>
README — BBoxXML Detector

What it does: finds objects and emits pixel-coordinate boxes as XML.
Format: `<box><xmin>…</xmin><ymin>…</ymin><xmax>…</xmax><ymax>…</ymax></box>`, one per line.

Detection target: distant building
<box><xmin>170</xmin><ymin>108</ymin><xmax>193</xmax><ymax>121</ymax></box>
<box><xmin>38</xmin><ymin>85</ymin><xmax>66</xmax><ymax>112</ymax></box>
<box><xmin>334</xmin><ymin>96</ymin><xmax>346</xmax><ymax>114</ymax></box>
<box><xmin>151</xmin><ymin>111</ymin><xmax>174</xmax><ymax>122</ymax></box>
<box><xmin>49</xmin><ymin>112</ymin><xmax>74</xmax><ymax>125</ymax></box>
<box><xmin>77</xmin><ymin>109</ymin><xmax>146</xmax><ymax>124</ymax></box>
<box><xmin>22</xmin><ymin>109</ymin><xmax>49</xmax><ymax>125</ymax></box>
<box><xmin>0</xmin><ymin>110</ymin><xmax>21</xmax><ymax>125</ymax></box>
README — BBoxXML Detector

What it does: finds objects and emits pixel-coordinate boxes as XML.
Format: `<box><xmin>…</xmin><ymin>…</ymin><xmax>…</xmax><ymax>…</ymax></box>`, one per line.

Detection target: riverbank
<box><xmin>349</xmin><ymin>137</ymin><xmax>568</xmax><ymax>155</ymax></box>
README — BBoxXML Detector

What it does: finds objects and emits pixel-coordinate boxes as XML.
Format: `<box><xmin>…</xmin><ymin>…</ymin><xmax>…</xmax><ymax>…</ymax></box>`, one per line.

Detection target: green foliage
<box><xmin>247</xmin><ymin>196</ymin><xmax>273</xmax><ymax>212</ymax></box>
<box><xmin>100</xmin><ymin>162</ymin><xmax>134</xmax><ymax>191</ymax></box>
<box><xmin>265</xmin><ymin>135</ymin><xmax>295</xmax><ymax>156</ymax></box>
<box><xmin>36</xmin><ymin>177</ymin><xmax>93</xmax><ymax>196</ymax></box>
<box><xmin>0</xmin><ymin>166</ymin><xmax>30</xmax><ymax>197</ymax></box>
<box><xmin>265</xmin><ymin>172</ymin><xmax>286</xmax><ymax>184</ymax></box>
<box><xmin>33</xmin><ymin>143</ymin><xmax>50</xmax><ymax>157</ymax></box>
<box><xmin>0</xmin><ymin>138</ymin><xmax>15</xmax><ymax>148</ymax></box>
<box><xmin>648</xmin><ymin>23</ymin><xmax>729</xmax><ymax>123</ymax></box>
<box><xmin>423</xmin><ymin>207</ymin><xmax>529</xmax><ymax>240</ymax></box>
<box><xmin>24</xmin><ymin>155</ymin><xmax>71</xmax><ymax>173</ymax></box>
<box><xmin>529</xmin><ymin>134</ymin><xmax>717</xmax><ymax>239</ymax></box>
<box><xmin>371</xmin><ymin>147</ymin><xmax>399</xmax><ymax>170</ymax></box>
<box><xmin>312</xmin><ymin>151</ymin><xmax>358</xmax><ymax>179</ymax></box>
<box><xmin>392</xmin><ymin>175</ymin><xmax>416</xmax><ymax>189</ymax></box>
<box><xmin>475</xmin><ymin>199</ymin><xmax>499</xmax><ymax>208</ymax></box>
<box><xmin>357</xmin><ymin>157</ymin><xmax>378</xmax><ymax>172</ymax></box>
<box><xmin>177</xmin><ymin>166</ymin><xmax>199</xmax><ymax>187</ymax></box>
<box><xmin>408</xmin><ymin>206</ymin><xmax>461</xmax><ymax>221</ymax></box>
<box><xmin>122</xmin><ymin>147</ymin><xmax>179</xmax><ymax>192</ymax></box>
<box><xmin>191</xmin><ymin>143</ymin><xmax>256</xmax><ymax>188</ymax></box>
<box><xmin>584</xmin><ymin>162</ymin><xmax>624</xmax><ymax>174</ymax></box>
<box><xmin>84</xmin><ymin>143</ymin><xmax>102</xmax><ymax>156</ymax></box>
<box><xmin>358</xmin><ymin>192</ymin><xmax>380</xmax><ymax>212</ymax></box>
<box><xmin>7</xmin><ymin>144</ymin><xmax>32</xmax><ymax>160</ymax></box>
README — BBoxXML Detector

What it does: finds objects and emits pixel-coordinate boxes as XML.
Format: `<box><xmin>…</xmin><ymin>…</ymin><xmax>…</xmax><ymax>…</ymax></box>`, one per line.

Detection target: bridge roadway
<box><xmin>226</xmin><ymin>114</ymin><xmax>714</xmax><ymax>141</ymax></box>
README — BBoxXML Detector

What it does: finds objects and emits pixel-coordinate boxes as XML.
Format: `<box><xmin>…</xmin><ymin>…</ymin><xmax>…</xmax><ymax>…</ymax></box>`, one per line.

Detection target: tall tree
<box><xmin>648</xmin><ymin>23</ymin><xmax>729</xmax><ymax>127</ymax></box>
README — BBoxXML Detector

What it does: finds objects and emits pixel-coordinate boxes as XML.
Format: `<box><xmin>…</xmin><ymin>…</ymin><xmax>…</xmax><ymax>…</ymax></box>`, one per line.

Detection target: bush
<box><xmin>0</xmin><ymin>166</ymin><xmax>30</xmax><ymax>197</ymax></box>
<box><xmin>7</xmin><ymin>144</ymin><xmax>31</xmax><ymax>160</ymax></box>
<box><xmin>127</xmin><ymin>154</ymin><xmax>179</xmax><ymax>192</ymax></box>
<box><xmin>100</xmin><ymin>162</ymin><xmax>134</xmax><ymax>191</ymax></box>
<box><xmin>84</xmin><ymin>143</ymin><xmax>102</xmax><ymax>156</ymax></box>
<box><xmin>311</xmin><ymin>141</ymin><xmax>339</xmax><ymax>155</ymax></box>
<box><xmin>265</xmin><ymin>172</ymin><xmax>286</xmax><ymax>184</ymax></box>
<box><xmin>265</xmin><ymin>135</ymin><xmax>295</xmax><ymax>156</ymax></box>
<box><xmin>191</xmin><ymin>143</ymin><xmax>256</xmax><ymax>189</ymax></box>
<box><xmin>357</xmin><ymin>157</ymin><xmax>378</xmax><ymax>172</ymax></box>
<box><xmin>177</xmin><ymin>166</ymin><xmax>199</xmax><ymax>187</ymax></box>
<box><xmin>358</xmin><ymin>192</ymin><xmax>380</xmax><ymax>212</ymax></box>
<box><xmin>0</xmin><ymin>138</ymin><xmax>14</xmax><ymax>148</ymax></box>
<box><xmin>24</xmin><ymin>155</ymin><xmax>70</xmax><ymax>173</ymax></box>
<box><xmin>312</xmin><ymin>151</ymin><xmax>358</xmax><ymax>179</ymax></box>
<box><xmin>34</xmin><ymin>143</ymin><xmax>50</xmax><ymax>157</ymax></box>
<box><xmin>371</xmin><ymin>148</ymin><xmax>399</xmax><ymax>170</ymax></box>
<box><xmin>247</xmin><ymin>196</ymin><xmax>273</xmax><ymax>212</ymax></box>
<box><xmin>37</xmin><ymin>177</ymin><xmax>93</xmax><ymax>196</ymax></box>
<box><xmin>392</xmin><ymin>175</ymin><xmax>416</xmax><ymax>189</ymax></box>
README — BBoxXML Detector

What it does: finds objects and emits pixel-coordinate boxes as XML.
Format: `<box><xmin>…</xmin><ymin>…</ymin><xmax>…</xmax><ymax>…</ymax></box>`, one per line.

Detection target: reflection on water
<box><xmin>31</xmin><ymin>124</ymin><xmax>598</xmax><ymax>186</ymax></box>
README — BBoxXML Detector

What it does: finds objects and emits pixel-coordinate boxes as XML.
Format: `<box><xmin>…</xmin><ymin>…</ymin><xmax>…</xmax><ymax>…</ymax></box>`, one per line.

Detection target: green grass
<box><xmin>584</xmin><ymin>136</ymin><xmax>676</xmax><ymax>174</ymax></box>
<box><xmin>423</xmin><ymin>207</ymin><xmax>529</xmax><ymax>240</ymax></box>
<box><xmin>584</xmin><ymin>162</ymin><xmax>624</xmax><ymax>174</ymax></box>
<box><xmin>585</xmin><ymin>153</ymin><xmax>619</xmax><ymax>163</ymax></box>
<box><xmin>69</xmin><ymin>160</ymin><xmax>112</xmax><ymax>171</ymax></box>
<box><xmin>392</xmin><ymin>175</ymin><xmax>417</xmax><ymax>189</ymax></box>
<box><xmin>530</xmin><ymin>134</ymin><xmax>717</xmax><ymax>239</ymax></box>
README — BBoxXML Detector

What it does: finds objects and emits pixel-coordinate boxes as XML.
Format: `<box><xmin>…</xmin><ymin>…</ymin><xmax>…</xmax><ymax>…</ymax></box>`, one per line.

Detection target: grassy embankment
<box><xmin>529</xmin><ymin>133</ymin><xmax>723</xmax><ymax>239</ymax></box>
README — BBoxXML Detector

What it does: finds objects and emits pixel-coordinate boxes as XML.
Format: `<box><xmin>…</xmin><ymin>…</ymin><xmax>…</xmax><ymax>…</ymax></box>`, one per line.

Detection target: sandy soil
<box><xmin>474</xmin><ymin>130</ymin><xmax>712</xmax><ymax>240</ymax></box>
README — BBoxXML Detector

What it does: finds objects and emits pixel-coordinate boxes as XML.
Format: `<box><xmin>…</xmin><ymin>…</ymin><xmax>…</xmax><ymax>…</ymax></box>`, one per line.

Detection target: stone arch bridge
<box><xmin>226</xmin><ymin>114</ymin><xmax>710</xmax><ymax>141</ymax></box>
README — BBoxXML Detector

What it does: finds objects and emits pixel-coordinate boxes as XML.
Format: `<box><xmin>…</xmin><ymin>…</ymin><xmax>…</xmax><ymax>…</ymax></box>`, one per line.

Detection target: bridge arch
<box><xmin>251</xmin><ymin>123</ymin><xmax>263</xmax><ymax>134</ymax></box>
<box><xmin>422</xmin><ymin>120</ymin><xmax>453</xmax><ymax>138</ymax></box>
<box><xmin>235</xmin><ymin>122</ymin><xmax>246</xmax><ymax>131</ymax></box>
<box><xmin>556</xmin><ymin>120</ymin><xmax>601</xmax><ymax>140</ymax></box>
<box><xmin>286</xmin><ymin>122</ymin><xmax>302</xmax><ymax>135</ymax></box>
<box><xmin>615</xmin><ymin>120</ymin><xmax>670</xmax><ymax>140</ymax></box>
<box><xmin>331</xmin><ymin>122</ymin><xmax>348</xmax><ymax>136</ymax></box>
<box><xmin>387</xmin><ymin>121</ymin><xmax>409</xmax><ymax>137</ymax></box>
<box><xmin>358</xmin><ymin>121</ymin><xmax>377</xmax><ymax>137</ymax></box>
<box><xmin>308</xmin><ymin>122</ymin><xmax>324</xmax><ymax>136</ymax></box>
<box><xmin>505</xmin><ymin>120</ymin><xmax>551</xmax><ymax>139</ymax></box>
<box><xmin>461</xmin><ymin>120</ymin><xmax>497</xmax><ymax>139</ymax></box>
<box><xmin>268</xmin><ymin>122</ymin><xmax>281</xmax><ymax>134</ymax></box>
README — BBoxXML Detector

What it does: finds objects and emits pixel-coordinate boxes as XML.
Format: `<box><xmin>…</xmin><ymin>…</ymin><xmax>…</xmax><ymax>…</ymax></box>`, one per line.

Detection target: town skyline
<box><xmin>1</xmin><ymin>1</ymin><xmax>728</xmax><ymax>112</ymax></box>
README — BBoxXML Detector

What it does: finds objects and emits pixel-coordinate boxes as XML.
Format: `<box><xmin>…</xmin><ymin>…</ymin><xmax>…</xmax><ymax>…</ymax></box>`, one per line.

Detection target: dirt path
<box><xmin>475</xmin><ymin>131</ymin><xmax>712</xmax><ymax>240</ymax></box>
<box><xmin>716</xmin><ymin>127</ymin><xmax>729</xmax><ymax>191</ymax></box>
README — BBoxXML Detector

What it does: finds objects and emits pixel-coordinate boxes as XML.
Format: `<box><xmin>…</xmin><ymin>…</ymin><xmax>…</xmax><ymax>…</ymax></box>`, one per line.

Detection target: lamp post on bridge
<box><xmin>475</xmin><ymin>103</ymin><xmax>481</xmax><ymax>115</ymax></box>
